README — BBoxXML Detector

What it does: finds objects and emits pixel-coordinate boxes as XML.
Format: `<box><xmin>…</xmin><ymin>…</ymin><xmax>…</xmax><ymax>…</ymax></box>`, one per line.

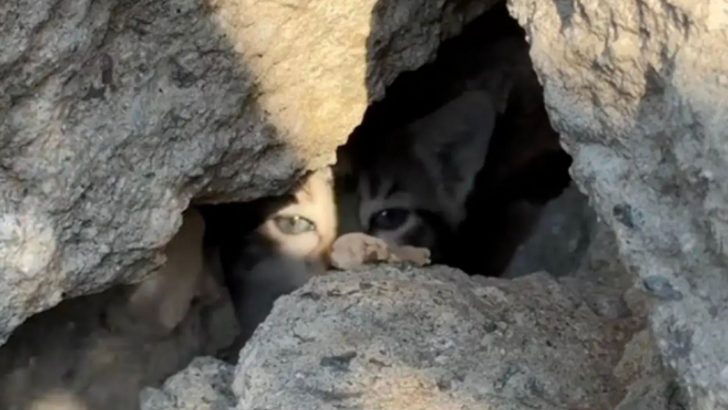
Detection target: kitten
<box><xmin>337</xmin><ymin>91</ymin><xmax>496</xmax><ymax>263</ymax></box>
<box><xmin>201</xmin><ymin>168</ymin><xmax>337</xmax><ymax>343</ymax></box>
<box><xmin>338</xmin><ymin>88</ymin><xmax>570</xmax><ymax>275</ymax></box>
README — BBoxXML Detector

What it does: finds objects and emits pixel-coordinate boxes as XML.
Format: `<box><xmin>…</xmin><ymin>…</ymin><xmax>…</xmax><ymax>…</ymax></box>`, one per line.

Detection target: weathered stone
<box><xmin>504</xmin><ymin>185</ymin><xmax>597</xmax><ymax>278</ymax></box>
<box><xmin>5</xmin><ymin>0</ymin><xmax>723</xmax><ymax>407</ymax></box>
<box><xmin>508</xmin><ymin>0</ymin><xmax>728</xmax><ymax>407</ymax></box>
<box><xmin>140</xmin><ymin>357</ymin><xmax>235</xmax><ymax>410</ymax></box>
<box><xmin>0</xmin><ymin>0</ymin><xmax>491</xmax><ymax>345</ymax></box>
<box><xmin>232</xmin><ymin>266</ymin><xmax>634</xmax><ymax>409</ymax></box>
<box><xmin>614</xmin><ymin>329</ymin><xmax>687</xmax><ymax>410</ymax></box>
<box><xmin>559</xmin><ymin>215</ymin><xmax>637</xmax><ymax>320</ymax></box>
<box><xmin>0</xmin><ymin>286</ymin><xmax>237</xmax><ymax>410</ymax></box>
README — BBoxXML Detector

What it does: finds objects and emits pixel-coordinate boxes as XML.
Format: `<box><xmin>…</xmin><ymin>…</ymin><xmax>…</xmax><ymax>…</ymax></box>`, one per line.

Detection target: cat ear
<box><xmin>408</xmin><ymin>91</ymin><xmax>496</xmax><ymax>221</ymax></box>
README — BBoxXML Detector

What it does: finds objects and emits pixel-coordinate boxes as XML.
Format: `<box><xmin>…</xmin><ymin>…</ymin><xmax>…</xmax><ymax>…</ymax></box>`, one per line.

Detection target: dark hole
<box><xmin>339</xmin><ymin>1</ymin><xmax>573</xmax><ymax>276</ymax></box>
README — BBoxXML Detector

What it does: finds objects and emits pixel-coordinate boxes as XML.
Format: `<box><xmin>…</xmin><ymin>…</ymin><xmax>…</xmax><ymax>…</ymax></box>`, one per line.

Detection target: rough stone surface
<box><xmin>553</xmin><ymin>215</ymin><xmax>683</xmax><ymax>409</ymax></box>
<box><xmin>0</xmin><ymin>0</ymin><xmax>491</xmax><ymax>345</ymax></box>
<box><xmin>503</xmin><ymin>186</ymin><xmax>640</xmax><ymax>321</ymax></box>
<box><xmin>0</xmin><ymin>286</ymin><xmax>237</xmax><ymax>410</ymax></box>
<box><xmin>232</xmin><ymin>266</ymin><xmax>638</xmax><ymax>409</ymax></box>
<box><xmin>559</xmin><ymin>221</ymin><xmax>636</xmax><ymax>321</ymax></box>
<box><xmin>508</xmin><ymin>0</ymin><xmax>728</xmax><ymax>407</ymax></box>
<box><xmin>613</xmin><ymin>329</ymin><xmax>686</xmax><ymax>410</ymax></box>
<box><xmin>504</xmin><ymin>185</ymin><xmax>597</xmax><ymax>278</ymax></box>
<box><xmin>140</xmin><ymin>357</ymin><xmax>235</xmax><ymax>410</ymax></box>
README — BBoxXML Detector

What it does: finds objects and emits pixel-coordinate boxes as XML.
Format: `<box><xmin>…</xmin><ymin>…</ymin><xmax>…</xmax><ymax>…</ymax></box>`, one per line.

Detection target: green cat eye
<box><xmin>273</xmin><ymin>215</ymin><xmax>316</xmax><ymax>235</ymax></box>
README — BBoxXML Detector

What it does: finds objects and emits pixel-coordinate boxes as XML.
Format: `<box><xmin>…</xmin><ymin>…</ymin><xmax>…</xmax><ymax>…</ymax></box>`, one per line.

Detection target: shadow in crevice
<box><xmin>199</xmin><ymin>157</ymin><xmax>340</xmax><ymax>358</ymax></box>
<box><xmin>0</xmin><ymin>283</ymin><xmax>237</xmax><ymax>410</ymax></box>
<box><xmin>0</xmin><ymin>1</ymin><xmax>586</xmax><ymax>408</ymax></box>
<box><xmin>343</xmin><ymin>1</ymin><xmax>574</xmax><ymax>276</ymax></box>
<box><xmin>0</xmin><ymin>0</ymin><xmax>309</xmax><ymax>408</ymax></box>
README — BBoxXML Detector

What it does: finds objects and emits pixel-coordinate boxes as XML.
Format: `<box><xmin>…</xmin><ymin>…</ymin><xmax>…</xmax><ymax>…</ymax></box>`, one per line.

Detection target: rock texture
<box><xmin>0</xmin><ymin>0</ymin><xmax>491</xmax><ymax>345</ymax></box>
<box><xmin>504</xmin><ymin>186</ymin><xmax>597</xmax><ymax>278</ymax></box>
<box><xmin>140</xmin><ymin>357</ymin><xmax>235</xmax><ymax>410</ymax></box>
<box><xmin>508</xmin><ymin>0</ymin><xmax>728</xmax><ymax>407</ymax></box>
<box><xmin>3</xmin><ymin>0</ymin><xmax>725</xmax><ymax>407</ymax></box>
<box><xmin>232</xmin><ymin>266</ymin><xmax>638</xmax><ymax>409</ymax></box>
<box><xmin>0</xmin><ymin>285</ymin><xmax>237</xmax><ymax>410</ymax></box>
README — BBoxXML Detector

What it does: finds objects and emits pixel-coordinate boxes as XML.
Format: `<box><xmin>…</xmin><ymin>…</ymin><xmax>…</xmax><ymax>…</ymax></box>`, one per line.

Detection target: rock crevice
<box><xmin>1</xmin><ymin>0</ymin><xmax>726</xmax><ymax>408</ymax></box>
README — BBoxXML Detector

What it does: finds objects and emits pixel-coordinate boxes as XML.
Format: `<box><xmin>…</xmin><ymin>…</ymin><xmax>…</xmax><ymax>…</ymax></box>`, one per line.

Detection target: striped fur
<box><xmin>337</xmin><ymin>91</ymin><xmax>496</xmax><ymax>262</ymax></box>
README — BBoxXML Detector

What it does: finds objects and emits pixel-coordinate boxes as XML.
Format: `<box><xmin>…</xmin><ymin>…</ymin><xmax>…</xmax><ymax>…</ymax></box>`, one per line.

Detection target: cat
<box><xmin>200</xmin><ymin>167</ymin><xmax>338</xmax><ymax>343</ymax></box>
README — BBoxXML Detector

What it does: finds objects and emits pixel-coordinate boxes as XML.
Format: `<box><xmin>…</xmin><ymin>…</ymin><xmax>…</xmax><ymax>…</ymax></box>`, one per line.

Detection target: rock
<box><xmin>0</xmin><ymin>0</ymin><xmax>492</xmax><ymax>345</ymax></box>
<box><xmin>330</xmin><ymin>232</ymin><xmax>431</xmax><ymax>271</ymax></box>
<box><xmin>504</xmin><ymin>185</ymin><xmax>597</xmax><ymax>278</ymax></box>
<box><xmin>510</xmin><ymin>180</ymin><xmax>675</xmax><ymax>404</ymax></box>
<box><xmin>503</xmin><ymin>186</ymin><xmax>637</xmax><ymax>320</ymax></box>
<box><xmin>0</xmin><ymin>286</ymin><xmax>238</xmax><ymax>410</ymax></box>
<box><xmin>508</xmin><ymin>0</ymin><xmax>728</xmax><ymax>407</ymax></box>
<box><xmin>232</xmin><ymin>266</ymin><xmax>635</xmax><ymax>409</ymax></box>
<box><xmin>140</xmin><ymin>357</ymin><xmax>235</xmax><ymax>410</ymax></box>
<box><xmin>613</xmin><ymin>329</ymin><xmax>687</xmax><ymax>410</ymax></box>
<box><xmin>559</xmin><ymin>221</ymin><xmax>637</xmax><ymax>321</ymax></box>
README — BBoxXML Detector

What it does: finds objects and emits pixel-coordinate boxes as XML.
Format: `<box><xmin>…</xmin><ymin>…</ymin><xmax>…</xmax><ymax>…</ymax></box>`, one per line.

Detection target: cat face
<box><xmin>340</xmin><ymin>91</ymin><xmax>496</xmax><ymax>260</ymax></box>
<box><xmin>202</xmin><ymin>167</ymin><xmax>338</xmax><ymax>342</ymax></box>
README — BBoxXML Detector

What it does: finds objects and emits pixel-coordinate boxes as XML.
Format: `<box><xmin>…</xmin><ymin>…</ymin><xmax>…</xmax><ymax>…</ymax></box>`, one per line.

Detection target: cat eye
<box><xmin>370</xmin><ymin>208</ymin><xmax>411</xmax><ymax>231</ymax></box>
<box><xmin>273</xmin><ymin>215</ymin><xmax>316</xmax><ymax>235</ymax></box>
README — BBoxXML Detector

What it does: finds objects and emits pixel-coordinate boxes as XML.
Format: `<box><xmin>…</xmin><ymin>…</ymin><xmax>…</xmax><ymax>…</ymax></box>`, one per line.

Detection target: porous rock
<box><xmin>232</xmin><ymin>266</ymin><xmax>632</xmax><ymax>409</ymax></box>
<box><xmin>0</xmin><ymin>0</ymin><xmax>492</xmax><ymax>345</ymax></box>
<box><xmin>506</xmin><ymin>185</ymin><xmax>638</xmax><ymax>321</ymax></box>
<box><xmin>140</xmin><ymin>357</ymin><xmax>235</xmax><ymax>410</ymax></box>
<box><xmin>0</xmin><ymin>286</ymin><xmax>238</xmax><ymax>410</ymax></box>
<box><xmin>508</xmin><ymin>0</ymin><xmax>728</xmax><ymax>407</ymax></box>
<box><xmin>504</xmin><ymin>185</ymin><xmax>597</xmax><ymax>278</ymax></box>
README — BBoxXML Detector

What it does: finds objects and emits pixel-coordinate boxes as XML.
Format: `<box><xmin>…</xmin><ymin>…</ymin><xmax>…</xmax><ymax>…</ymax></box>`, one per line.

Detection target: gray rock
<box><xmin>509</xmin><ymin>0</ymin><xmax>728</xmax><ymax>407</ymax></box>
<box><xmin>232</xmin><ymin>266</ymin><xmax>633</xmax><ymax>409</ymax></box>
<box><xmin>0</xmin><ymin>0</ymin><xmax>491</xmax><ymax>345</ymax></box>
<box><xmin>140</xmin><ymin>357</ymin><xmax>235</xmax><ymax>410</ymax></box>
<box><xmin>4</xmin><ymin>0</ymin><xmax>724</xmax><ymax>407</ymax></box>
<box><xmin>558</xmin><ymin>216</ymin><xmax>637</xmax><ymax>320</ymax></box>
<box><xmin>614</xmin><ymin>329</ymin><xmax>688</xmax><ymax>410</ymax></box>
<box><xmin>0</xmin><ymin>286</ymin><xmax>238</xmax><ymax>410</ymax></box>
<box><xmin>504</xmin><ymin>186</ymin><xmax>597</xmax><ymax>278</ymax></box>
